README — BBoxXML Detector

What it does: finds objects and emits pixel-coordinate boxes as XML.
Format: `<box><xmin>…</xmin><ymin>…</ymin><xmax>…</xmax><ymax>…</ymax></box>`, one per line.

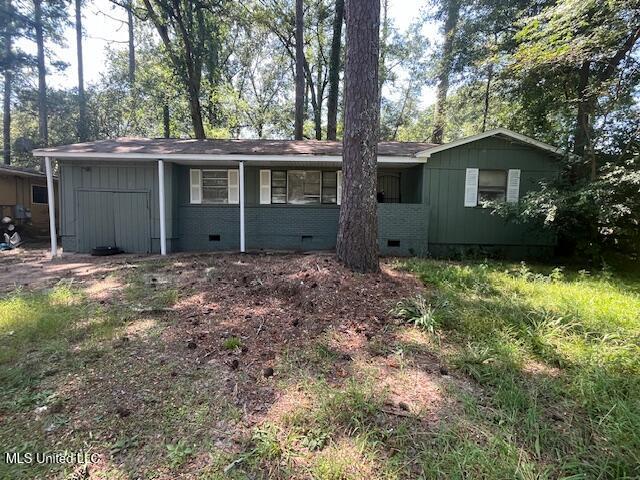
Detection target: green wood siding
<box><xmin>423</xmin><ymin>136</ymin><xmax>559</xmax><ymax>254</ymax></box>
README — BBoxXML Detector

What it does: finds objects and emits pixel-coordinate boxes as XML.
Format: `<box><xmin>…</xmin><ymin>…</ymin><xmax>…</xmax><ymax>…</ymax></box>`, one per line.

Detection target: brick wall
<box><xmin>177</xmin><ymin>202</ymin><xmax>429</xmax><ymax>255</ymax></box>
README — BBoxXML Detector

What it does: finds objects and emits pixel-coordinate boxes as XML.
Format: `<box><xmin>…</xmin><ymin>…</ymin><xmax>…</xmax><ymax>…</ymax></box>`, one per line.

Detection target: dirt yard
<box><xmin>1</xmin><ymin>247</ymin><xmax>467</xmax><ymax>479</ymax></box>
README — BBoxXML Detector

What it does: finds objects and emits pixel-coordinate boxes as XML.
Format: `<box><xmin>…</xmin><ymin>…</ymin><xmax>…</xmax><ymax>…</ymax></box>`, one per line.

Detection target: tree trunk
<box><xmin>140</xmin><ymin>0</ymin><xmax>205</xmax><ymax>139</ymax></box>
<box><xmin>481</xmin><ymin>62</ymin><xmax>493</xmax><ymax>133</ymax></box>
<box><xmin>431</xmin><ymin>0</ymin><xmax>459</xmax><ymax>144</ymax></box>
<box><xmin>574</xmin><ymin>61</ymin><xmax>596</xmax><ymax>179</ymax></box>
<box><xmin>294</xmin><ymin>0</ymin><xmax>304</xmax><ymax>139</ymax></box>
<box><xmin>163</xmin><ymin>104</ymin><xmax>170</xmax><ymax>138</ymax></box>
<box><xmin>34</xmin><ymin>0</ymin><xmax>47</xmax><ymax>170</ymax></box>
<box><xmin>378</xmin><ymin>0</ymin><xmax>389</xmax><ymax>94</ymax></box>
<box><xmin>314</xmin><ymin>55</ymin><xmax>323</xmax><ymax>139</ymax></box>
<box><xmin>206</xmin><ymin>24</ymin><xmax>220</xmax><ymax>127</ymax></box>
<box><xmin>2</xmin><ymin>69</ymin><xmax>10</xmax><ymax>166</ymax></box>
<box><xmin>2</xmin><ymin>0</ymin><xmax>12</xmax><ymax>165</ymax></box>
<box><xmin>127</xmin><ymin>3</ymin><xmax>135</xmax><ymax>84</ymax></box>
<box><xmin>188</xmin><ymin>81</ymin><xmax>206</xmax><ymax>139</ymax></box>
<box><xmin>336</xmin><ymin>0</ymin><xmax>381</xmax><ymax>273</ymax></box>
<box><xmin>326</xmin><ymin>0</ymin><xmax>344</xmax><ymax>140</ymax></box>
<box><xmin>75</xmin><ymin>0</ymin><xmax>87</xmax><ymax>141</ymax></box>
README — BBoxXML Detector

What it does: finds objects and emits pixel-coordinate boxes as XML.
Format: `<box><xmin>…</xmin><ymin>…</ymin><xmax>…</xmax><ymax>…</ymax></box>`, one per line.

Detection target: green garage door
<box><xmin>77</xmin><ymin>190</ymin><xmax>151</xmax><ymax>253</ymax></box>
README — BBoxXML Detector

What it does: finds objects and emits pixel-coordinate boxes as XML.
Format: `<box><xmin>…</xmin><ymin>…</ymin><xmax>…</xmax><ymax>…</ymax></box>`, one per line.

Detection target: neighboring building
<box><xmin>33</xmin><ymin>128</ymin><xmax>564</xmax><ymax>258</ymax></box>
<box><xmin>0</xmin><ymin>165</ymin><xmax>58</xmax><ymax>233</ymax></box>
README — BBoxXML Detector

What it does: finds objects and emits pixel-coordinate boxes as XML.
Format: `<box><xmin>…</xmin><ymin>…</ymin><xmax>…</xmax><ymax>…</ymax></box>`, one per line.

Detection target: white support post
<box><xmin>239</xmin><ymin>161</ymin><xmax>245</xmax><ymax>253</ymax></box>
<box><xmin>45</xmin><ymin>156</ymin><xmax>58</xmax><ymax>258</ymax></box>
<box><xmin>158</xmin><ymin>159</ymin><xmax>167</xmax><ymax>256</ymax></box>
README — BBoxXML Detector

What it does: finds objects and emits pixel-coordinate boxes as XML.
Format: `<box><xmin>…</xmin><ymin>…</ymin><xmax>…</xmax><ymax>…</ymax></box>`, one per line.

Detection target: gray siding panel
<box><xmin>77</xmin><ymin>191</ymin><xmax>115</xmax><ymax>252</ymax></box>
<box><xmin>58</xmin><ymin>160</ymin><xmax>173</xmax><ymax>253</ymax></box>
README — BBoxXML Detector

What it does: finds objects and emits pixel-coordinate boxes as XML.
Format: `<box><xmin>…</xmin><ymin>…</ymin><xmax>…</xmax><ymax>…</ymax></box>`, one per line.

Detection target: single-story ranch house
<box><xmin>33</xmin><ymin>128</ymin><xmax>564</xmax><ymax>258</ymax></box>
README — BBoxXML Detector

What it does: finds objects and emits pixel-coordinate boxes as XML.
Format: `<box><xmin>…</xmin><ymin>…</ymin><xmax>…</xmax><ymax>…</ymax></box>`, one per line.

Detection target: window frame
<box><xmin>477</xmin><ymin>169</ymin><xmax>508</xmax><ymax>205</ymax></box>
<box><xmin>271</xmin><ymin>170</ymin><xmax>287</xmax><ymax>204</ymax></box>
<box><xmin>286</xmin><ymin>170</ymin><xmax>322</xmax><ymax>205</ymax></box>
<box><xmin>31</xmin><ymin>184</ymin><xmax>48</xmax><ymax>205</ymax></box>
<box><xmin>321</xmin><ymin>171</ymin><xmax>338</xmax><ymax>204</ymax></box>
<box><xmin>201</xmin><ymin>169</ymin><xmax>229</xmax><ymax>205</ymax></box>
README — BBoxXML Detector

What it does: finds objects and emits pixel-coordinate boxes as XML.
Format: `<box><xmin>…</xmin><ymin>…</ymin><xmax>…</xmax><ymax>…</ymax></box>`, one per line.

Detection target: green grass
<box><xmin>399</xmin><ymin>258</ymin><xmax>640</xmax><ymax>478</ymax></box>
<box><xmin>223</xmin><ymin>336</ymin><xmax>242</xmax><ymax>350</ymax></box>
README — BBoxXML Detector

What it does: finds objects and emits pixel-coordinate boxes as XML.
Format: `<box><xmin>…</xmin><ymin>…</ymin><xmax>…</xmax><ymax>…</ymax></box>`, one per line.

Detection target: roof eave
<box><xmin>31</xmin><ymin>151</ymin><xmax>426</xmax><ymax>164</ymax></box>
<box><xmin>0</xmin><ymin>168</ymin><xmax>55</xmax><ymax>179</ymax></box>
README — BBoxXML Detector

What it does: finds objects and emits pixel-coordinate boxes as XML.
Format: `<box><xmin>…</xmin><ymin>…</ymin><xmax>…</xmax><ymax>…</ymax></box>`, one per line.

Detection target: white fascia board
<box><xmin>31</xmin><ymin>151</ymin><xmax>425</xmax><ymax>164</ymax></box>
<box><xmin>415</xmin><ymin>128</ymin><xmax>570</xmax><ymax>158</ymax></box>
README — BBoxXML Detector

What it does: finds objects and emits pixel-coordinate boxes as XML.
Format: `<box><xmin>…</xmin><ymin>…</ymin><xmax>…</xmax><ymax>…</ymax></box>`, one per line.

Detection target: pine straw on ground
<box><xmin>1</xmin><ymin>251</ymin><xmax>467</xmax><ymax>479</ymax></box>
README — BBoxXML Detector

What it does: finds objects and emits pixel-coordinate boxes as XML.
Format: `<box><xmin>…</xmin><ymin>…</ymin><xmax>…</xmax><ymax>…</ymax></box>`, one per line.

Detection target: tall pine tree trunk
<box><xmin>326</xmin><ymin>0</ymin><xmax>343</xmax><ymax>140</ymax></box>
<box><xmin>481</xmin><ymin>62</ymin><xmax>493</xmax><ymax>132</ymax></box>
<box><xmin>75</xmin><ymin>0</ymin><xmax>87</xmax><ymax>141</ymax></box>
<box><xmin>127</xmin><ymin>3</ymin><xmax>135</xmax><ymax>84</ymax></box>
<box><xmin>2</xmin><ymin>0</ymin><xmax>12</xmax><ymax>165</ymax></box>
<box><xmin>336</xmin><ymin>0</ymin><xmax>380</xmax><ymax>273</ymax></box>
<box><xmin>314</xmin><ymin>56</ymin><xmax>323</xmax><ymax>139</ymax></box>
<box><xmin>294</xmin><ymin>0</ymin><xmax>304</xmax><ymax>139</ymax></box>
<box><xmin>431</xmin><ymin>0</ymin><xmax>460</xmax><ymax>144</ymax></box>
<box><xmin>34</xmin><ymin>0</ymin><xmax>47</xmax><ymax>170</ymax></box>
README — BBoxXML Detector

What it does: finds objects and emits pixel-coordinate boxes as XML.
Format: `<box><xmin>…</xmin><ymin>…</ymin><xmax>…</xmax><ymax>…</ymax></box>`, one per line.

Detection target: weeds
<box><xmin>166</xmin><ymin>439</ymin><xmax>194</xmax><ymax>468</ymax></box>
<box><xmin>223</xmin><ymin>337</ymin><xmax>242</xmax><ymax>350</ymax></box>
<box><xmin>399</xmin><ymin>258</ymin><xmax>640</xmax><ymax>478</ymax></box>
<box><xmin>390</xmin><ymin>294</ymin><xmax>445</xmax><ymax>333</ymax></box>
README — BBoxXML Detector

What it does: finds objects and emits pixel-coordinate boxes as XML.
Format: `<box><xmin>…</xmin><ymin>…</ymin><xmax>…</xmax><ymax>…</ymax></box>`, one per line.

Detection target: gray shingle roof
<box><xmin>33</xmin><ymin>137</ymin><xmax>437</xmax><ymax>158</ymax></box>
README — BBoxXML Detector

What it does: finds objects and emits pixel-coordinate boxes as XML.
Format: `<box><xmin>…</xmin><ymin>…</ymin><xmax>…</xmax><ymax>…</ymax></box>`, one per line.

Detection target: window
<box><xmin>202</xmin><ymin>170</ymin><xmax>229</xmax><ymax>204</ymax></box>
<box><xmin>32</xmin><ymin>185</ymin><xmax>48</xmax><ymax>205</ymax></box>
<box><xmin>477</xmin><ymin>170</ymin><xmax>507</xmax><ymax>203</ymax></box>
<box><xmin>377</xmin><ymin>174</ymin><xmax>401</xmax><ymax>203</ymax></box>
<box><xmin>287</xmin><ymin>170</ymin><xmax>321</xmax><ymax>204</ymax></box>
<box><xmin>322</xmin><ymin>171</ymin><xmax>337</xmax><ymax>204</ymax></box>
<box><xmin>271</xmin><ymin>171</ymin><xmax>287</xmax><ymax>204</ymax></box>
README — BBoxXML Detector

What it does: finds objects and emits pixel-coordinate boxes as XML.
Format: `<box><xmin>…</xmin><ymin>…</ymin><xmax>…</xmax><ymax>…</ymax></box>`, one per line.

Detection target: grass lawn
<box><xmin>0</xmin><ymin>251</ymin><xmax>638</xmax><ymax>479</ymax></box>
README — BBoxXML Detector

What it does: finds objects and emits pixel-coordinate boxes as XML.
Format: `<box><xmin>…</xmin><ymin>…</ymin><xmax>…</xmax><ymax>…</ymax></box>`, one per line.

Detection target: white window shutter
<box><xmin>259</xmin><ymin>170</ymin><xmax>271</xmax><ymax>204</ymax></box>
<box><xmin>228</xmin><ymin>169</ymin><xmax>239</xmax><ymax>204</ymax></box>
<box><xmin>507</xmin><ymin>169</ymin><xmax>521</xmax><ymax>203</ymax></box>
<box><xmin>464</xmin><ymin>168</ymin><xmax>479</xmax><ymax>207</ymax></box>
<box><xmin>337</xmin><ymin>170</ymin><xmax>343</xmax><ymax>205</ymax></box>
<box><xmin>190</xmin><ymin>169</ymin><xmax>202</xmax><ymax>204</ymax></box>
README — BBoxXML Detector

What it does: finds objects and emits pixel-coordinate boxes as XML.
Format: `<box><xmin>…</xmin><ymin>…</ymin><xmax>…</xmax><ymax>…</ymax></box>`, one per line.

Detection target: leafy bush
<box><xmin>491</xmin><ymin>155</ymin><xmax>640</xmax><ymax>261</ymax></box>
